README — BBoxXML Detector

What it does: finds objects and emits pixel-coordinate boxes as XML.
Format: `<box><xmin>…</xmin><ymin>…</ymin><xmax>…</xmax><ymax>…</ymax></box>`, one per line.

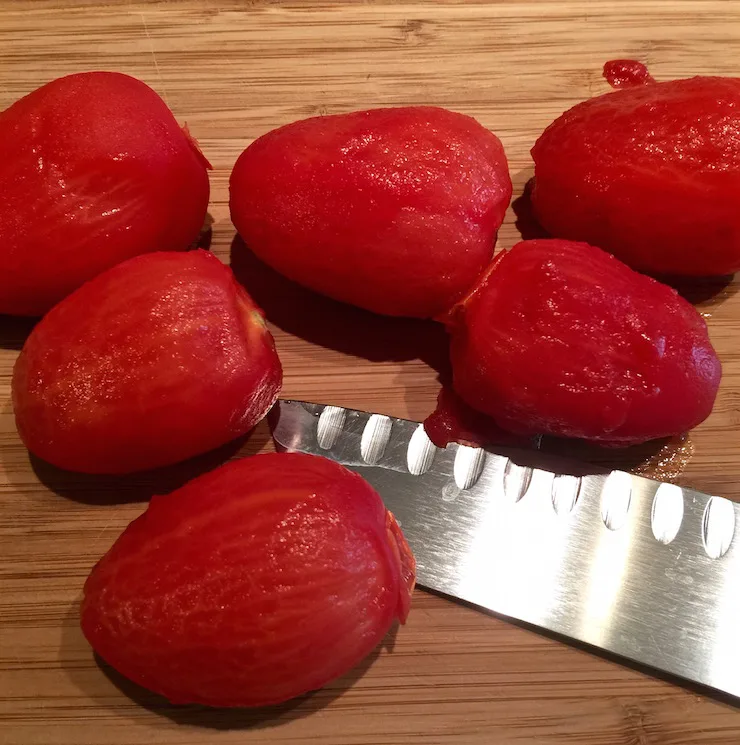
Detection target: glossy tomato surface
<box><xmin>450</xmin><ymin>239</ymin><xmax>721</xmax><ymax>445</ymax></box>
<box><xmin>531</xmin><ymin>66</ymin><xmax>740</xmax><ymax>276</ymax></box>
<box><xmin>81</xmin><ymin>452</ymin><xmax>415</xmax><ymax>708</ymax></box>
<box><xmin>13</xmin><ymin>250</ymin><xmax>281</xmax><ymax>473</ymax></box>
<box><xmin>230</xmin><ymin>106</ymin><xmax>512</xmax><ymax>318</ymax></box>
<box><xmin>0</xmin><ymin>72</ymin><xmax>211</xmax><ymax>315</ymax></box>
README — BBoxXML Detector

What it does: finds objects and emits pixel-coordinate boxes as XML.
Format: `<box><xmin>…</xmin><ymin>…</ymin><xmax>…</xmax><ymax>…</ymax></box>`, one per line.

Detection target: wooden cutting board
<box><xmin>3</xmin><ymin>1</ymin><xmax>740</xmax><ymax>743</ymax></box>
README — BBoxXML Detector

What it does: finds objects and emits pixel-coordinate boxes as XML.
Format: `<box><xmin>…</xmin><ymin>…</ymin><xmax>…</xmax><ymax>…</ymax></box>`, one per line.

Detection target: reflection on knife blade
<box><xmin>271</xmin><ymin>399</ymin><xmax>740</xmax><ymax>701</ymax></box>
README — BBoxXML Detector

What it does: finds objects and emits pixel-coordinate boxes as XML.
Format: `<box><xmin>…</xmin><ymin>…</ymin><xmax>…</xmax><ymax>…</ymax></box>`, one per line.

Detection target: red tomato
<box><xmin>0</xmin><ymin>72</ymin><xmax>211</xmax><ymax>316</ymax></box>
<box><xmin>230</xmin><ymin>106</ymin><xmax>512</xmax><ymax>318</ymax></box>
<box><xmin>80</xmin><ymin>452</ymin><xmax>415</xmax><ymax>708</ymax></box>
<box><xmin>12</xmin><ymin>250</ymin><xmax>281</xmax><ymax>474</ymax></box>
<box><xmin>449</xmin><ymin>239</ymin><xmax>721</xmax><ymax>445</ymax></box>
<box><xmin>531</xmin><ymin>64</ymin><xmax>740</xmax><ymax>276</ymax></box>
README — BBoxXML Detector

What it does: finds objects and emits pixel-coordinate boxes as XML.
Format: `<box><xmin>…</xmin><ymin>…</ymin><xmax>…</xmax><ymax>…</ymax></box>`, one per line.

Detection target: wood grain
<box><xmin>2</xmin><ymin>1</ymin><xmax>740</xmax><ymax>743</ymax></box>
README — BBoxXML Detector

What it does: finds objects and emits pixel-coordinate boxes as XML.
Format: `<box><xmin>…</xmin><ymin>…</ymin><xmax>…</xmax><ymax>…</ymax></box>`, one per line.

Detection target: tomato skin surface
<box><xmin>12</xmin><ymin>250</ymin><xmax>281</xmax><ymax>474</ymax></box>
<box><xmin>449</xmin><ymin>239</ymin><xmax>721</xmax><ymax>446</ymax></box>
<box><xmin>80</xmin><ymin>452</ymin><xmax>415</xmax><ymax>708</ymax></box>
<box><xmin>230</xmin><ymin>106</ymin><xmax>512</xmax><ymax>318</ymax></box>
<box><xmin>531</xmin><ymin>68</ymin><xmax>740</xmax><ymax>276</ymax></box>
<box><xmin>0</xmin><ymin>72</ymin><xmax>211</xmax><ymax>316</ymax></box>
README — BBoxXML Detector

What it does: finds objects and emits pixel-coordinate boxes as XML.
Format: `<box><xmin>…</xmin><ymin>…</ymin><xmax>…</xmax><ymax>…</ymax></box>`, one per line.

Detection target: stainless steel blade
<box><xmin>271</xmin><ymin>399</ymin><xmax>740</xmax><ymax>699</ymax></box>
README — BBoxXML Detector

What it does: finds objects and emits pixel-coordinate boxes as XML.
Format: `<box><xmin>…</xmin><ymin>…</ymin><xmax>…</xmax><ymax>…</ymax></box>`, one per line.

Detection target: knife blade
<box><xmin>270</xmin><ymin>399</ymin><xmax>740</xmax><ymax>699</ymax></box>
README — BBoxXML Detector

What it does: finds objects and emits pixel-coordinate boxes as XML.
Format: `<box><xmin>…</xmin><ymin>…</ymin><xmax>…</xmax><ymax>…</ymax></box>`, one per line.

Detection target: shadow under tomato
<box><xmin>538</xmin><ymin>434</ymin><xmax>676</xmax><ymax>476</ymax></box>
<box><xmin>190</xmin><ymin>212</ymin><xmax>215</xmax><ymax>251</ymax></box>
<box><xmin>512</xmin><ymin>178</ymin><xmax>550</xmax><ymax>242</ymax></box>
<box><xmin>192</xmin><ymin>226</ymin><xmax>213</xmax><ymax>252</ymax></box>
<box><xmin>29</xmin><ymin>421</ymin><xmax>273</xmax><ymax>505</ymax></box>
<box><xmin>229</xmin><ymin>235</ymin><xmax>450</xmax><ymax>375</ymax></box>
<box><xmin>657</xmin><ymin>274</ymin><xmax>738</xmax><ymax>306</ymax></box>
<box><xmin>95</xmin><ymin>645</ymin><xmax>384</xmax><ymax>730</ymax></box>
<box><xmin>0</xmin><ymin>313</ymin><xmax>37</xmax><ymax>351</ymax></box>
<box><xmin>60</xmin><ymin>600</ymin><xmax>393</xmax><ymax>731</ymax></box>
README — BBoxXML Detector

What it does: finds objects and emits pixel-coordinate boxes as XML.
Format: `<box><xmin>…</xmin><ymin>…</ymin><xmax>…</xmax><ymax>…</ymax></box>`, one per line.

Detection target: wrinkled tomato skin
<box><xmin>80</xmin><ymin>452</ymin><xmax>416</xmax><ymax>708</ymax></box>
<box><xmin>230</xmin><ymin>106</ymin><xmax>512</xmax><ymax>318</ymax></box>
<box><xmin>12</xmin><ymin>250</ymin><xmax>281</xmax><ymax>474</ymax></box>
<box><xmin>531</xmin><ymin>68</ymin><xmax>740</xmax><ymax>276</ymax></box>
<box><xmin>0</xmin><ymin>72</ymin><xmax>211</xmax><ymax>315</ymax></box>
<box><xmin>449</xmin><ymin>239</ymin><xmax>721</xmax><ymax>446</ymax></box>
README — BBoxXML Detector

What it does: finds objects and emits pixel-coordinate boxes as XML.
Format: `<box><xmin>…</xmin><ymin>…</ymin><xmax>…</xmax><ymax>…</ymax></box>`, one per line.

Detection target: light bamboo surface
<box><xmin>3</xmin><ymin>1</ymin><xmax>740</xmax><ymax>743</ymax></box>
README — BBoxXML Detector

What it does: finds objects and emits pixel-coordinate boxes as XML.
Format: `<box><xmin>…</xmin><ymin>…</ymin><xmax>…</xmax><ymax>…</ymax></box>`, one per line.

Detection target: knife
<box><xmin>271</xmin><ymin>398</ymin><xmax>740</xmax><ymax>700</ymax></box>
